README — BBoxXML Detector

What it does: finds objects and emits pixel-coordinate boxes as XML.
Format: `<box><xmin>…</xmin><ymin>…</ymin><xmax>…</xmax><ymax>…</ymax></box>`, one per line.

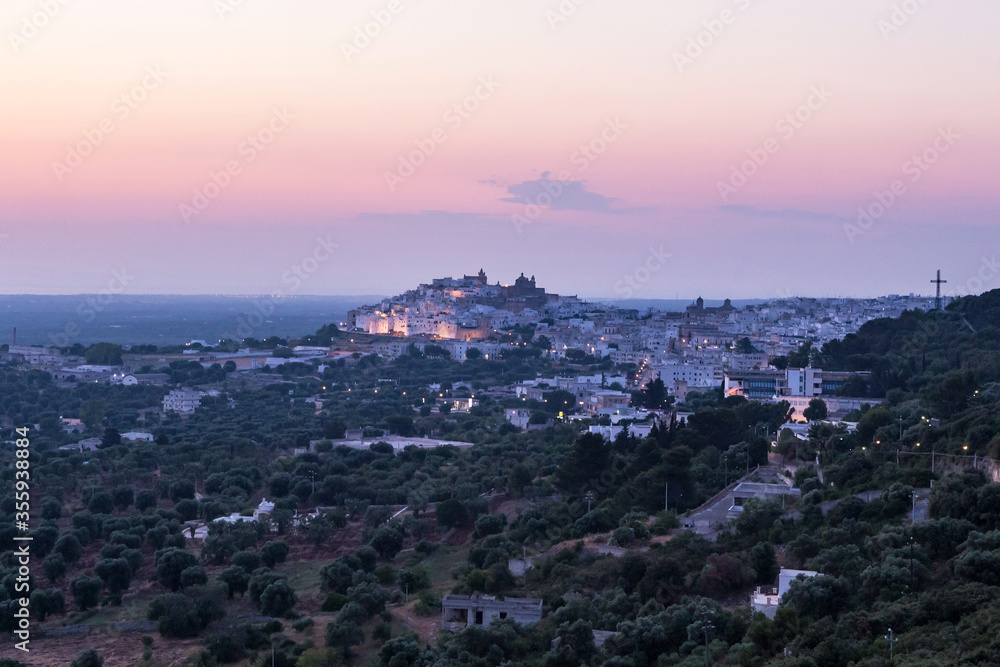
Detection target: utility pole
<box><xmin>585</xmin><ymin>491</ymin><xmax>594</xmax><ymax>514</ymax></box>
<box><xmin>884</xmin><ymin>627</ymin><xmax>898</xmax><ymax>661</ymax></box>
<box><xmin>898</xmin><ymin>416</ymin><xmax>903</xmax><ymax>441</ymax></box>
<box><xmin>664</xmin><ymin>482</ymin><xmax>668</xmax><ymax>513</ymax></box>
<box><xmin>909</xmin><ymin>537</ymin><xmax>914</xmax><ymax>593</ymax></box>
<box><xmin>696</xmin><ymin>606</ymin><xmax>713</xmax><ymax>667</ymax></box>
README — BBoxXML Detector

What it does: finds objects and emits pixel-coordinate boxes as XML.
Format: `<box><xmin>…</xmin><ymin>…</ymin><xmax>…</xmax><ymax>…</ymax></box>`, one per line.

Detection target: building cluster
<box><xmin>348</xmin><ymin>270</ymin><xmax>584</xmax><ymax>340</ymax></box>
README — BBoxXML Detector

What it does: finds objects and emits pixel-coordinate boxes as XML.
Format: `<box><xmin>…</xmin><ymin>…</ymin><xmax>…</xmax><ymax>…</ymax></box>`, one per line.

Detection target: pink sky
<box><xmin>1</xmin><ymin>0</ymin><xmax>998</xmax><ymax>298</ymax></box>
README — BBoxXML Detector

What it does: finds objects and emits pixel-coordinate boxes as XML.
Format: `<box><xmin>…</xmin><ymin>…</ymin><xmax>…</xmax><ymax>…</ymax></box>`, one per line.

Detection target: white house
<box><xmin>505</xmin><ymin>409</ymin><xmax>531</xmax><ymax>429</ymax></box>
<box><xmin>163</xmin><ymin>388</ymin><xmax>203</xmax><ymax>414</ymax></box>
<box><xmin>751</xmin><ymin>569</ymin><xmax>820</xmax><ymax>619</ymax></box>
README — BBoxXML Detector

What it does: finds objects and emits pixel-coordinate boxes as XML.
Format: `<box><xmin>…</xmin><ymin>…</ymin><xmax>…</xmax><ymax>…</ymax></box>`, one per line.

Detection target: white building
<box><xmin>505</xmin><ymin>409</ymin><xmax>531</xmax><ymax>429</ymax></box>
<box><xmin>163</xmin><ymin>388</ymin><xmax>203</xmax><ymax>414</ymax></box>
<box><xmin>751</xmin><ymin>569</ymin><xmax>820</xmax><ymax>619</ymax></box>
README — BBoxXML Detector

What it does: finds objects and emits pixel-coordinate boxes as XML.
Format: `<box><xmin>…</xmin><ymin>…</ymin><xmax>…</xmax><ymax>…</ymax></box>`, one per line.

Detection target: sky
<box><xmin>1</xmin><ymin>0</ymin><xmax>998</xmax><ymax>300</ymax></box>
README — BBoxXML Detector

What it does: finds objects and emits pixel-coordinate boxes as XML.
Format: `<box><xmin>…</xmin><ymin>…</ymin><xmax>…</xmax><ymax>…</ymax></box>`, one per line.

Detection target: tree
<box><xmin>543</xmin><ymin>389</ymin><xmax>577</xmax><ymax>415</ymax></box>
<box><xmin>84</xmin><ymin>342</ymin><xmax>123</xmax><ymax>365</ymax></box>
<box><xmin>112</xmin><ymin>485</ymin><xmax>134</xmax><ymax>510</ymax></box>
<box><xmin>269</xmin><ymin>473</ymin><xmax>292</xmax><ymax>498</ymax></box>
<box><xmin>326</xmin><ymin>621</ymin><xmax>365</xmax><ymax>658</ymax></box>
<box><xmin>69</xmin><ymin>649</ymin><xmax>103</xmax><ymax>667</ymax></box>
<box><xmin>233</xmin><ymin>550</ymin><xmax>263</xmax><ymax>574</ymax></box>
<box><xmin>169</xmin><ymin>481</ymin><xmax>196</xmax><ymax>502</ymax></box>
<box><xmin>156</xmin><ymin>548</ymin><xmax>199</xmax><ymax>592</ymax></box>
<box><xmin>101</xmin><ymin>427</ymin><xmax>121</xmax><ymax>447</ymax></box>
<box><xmin>174</xmin><ymin>499</ymin><xmax>199</xmax><ymax>521</ymax></box>
<box><xmin>43</xmin><ymin>553</ymin><xmax>66</xmax><ymax>583</ymax></box>
<box><xmin>54</xmin><ymin>534</ymin><xmax>83</xmax><ymax>563</ymax></box>
<box><xmin>545</xmin><ymin>619</ymin><xmax>597</xmax><ymax>667</ymax></box>
<box><xmin>95</xmin><ymin>558</ymin><xmax>133</xmax><ymax>601</ymax></box>
<box><xmin>80</xmin><ymin>399</ymin><xmax>106</xmax><ymax>429</ymax></box>
<box><xmin>181</xmin><ymin>566</ymin><xmax>208</xmax><ymax>588</ymax></box>
<box><xmin>30</xmin><ymin>588</ymin><xmax>65</xmax><ymax>622</ymax></box>
<box><xmin>370</xmin><ymin>525</ymin><xmax>404</xmax><ymax>560</ymax></box>
<box><xmin>259</xmin><ymin>579</ymin><xmax>296</xmax><ymax>616</ymax></box>
<box><xmin>736</xmin><ymin>337</ymin><xmax>759</xmax><ymax>354</ymax></box>
<box><xmin>436</xmin><ymin>499</ymin><xmax>467</xmax><ymax>529</ymax></box>
<box><xmin>474</xmin><ymin>513</ymin><xmax>507</xmax><ymax>538</ymax></box>
<box><xmin>642</xmin><ymin>377</ymin><xmax>670</xmax><ymax>410</ymax></box>
<box><xmin>347</xmin><ymin>581</ymin><xmax>389</xmax><ymax>617</ymax></box>
<box><xmin>783</xmin><ymin>574</ymin><xmax>850</xmax><ymax>620</ymax></box>
<box><xmin>70</xmin><ymin>575</ymin><xmax>102</xmax><ymax>611</ymax></box>
<box><xmin>749</xmin><ymin>542</ymin><xmax>779</xmax><ymax>585</ymax></box>
<box><xmin>88</xmin><ymin>492</ymin><xmax>115</xmax><ymax>515</ymax></box>
<box><xmin>509</xmin><ymin>463</ymin><xmax>532</xmax><ymax>497</ymax></box>
<box><xmin>786</xmin><ymin>341</ymin><xmax>815</xmax><ymax>368</ymax></box>
<box><xmin>261</xmin><ymin>541</ymin><xmax>289</xmax><ymax>568</ymax></box>
<box><xmin>218</xmin><ymin>566</ymin><xmax>250</xmax><ymax>598</ymax></box>
<box><xmin>465</xmin><ymin>348</ymin><xmax>482</xmax><ymax>360</ymax></box>
<box><xmin>557</xmin><ymin>433</ymin><xmax>610</xmax><ymax>493</ymax></box>
<box><xmin>837</xmin><ymin>374</ymin><xmax>869</xmax><ymax>397</ymax></box>
<box><xmin>41</xmin><ymin>498</ymin><xmax>62</xmax><ymax>520</ymax></box>
<box><xmin>385</xmin><ymin>414</ymin><xmax>414</xmax><ymax>436</ymax></box>
<box><xmin>136</xmin><ymin>490</ymin><xmax>158</xmax><ymax>511</ymax></box>
<box><xmin>803</xmin><ymin>398</ymin><xmax>828</xmax><ymax>422</ymax></box>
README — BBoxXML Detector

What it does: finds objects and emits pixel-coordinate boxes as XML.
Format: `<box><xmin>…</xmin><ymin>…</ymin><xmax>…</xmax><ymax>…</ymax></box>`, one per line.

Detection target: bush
<box><xmin>148</xmin><ymin>592</ymin><xmax>223</xmax><ymax>638</ymax></box>
<box><xmin>474</xmin><ymin>513</ymin><xmax>507</xmax><ymax>538</ymax></box>
<box><xmin>233</xmin><ymin>550</ymin><xmax>263</xmax><ymax>573</ymax></box>
<box><xmin>69</xmin><ymin>650</ymin><xmax>103</xmax><ymax>667</ymax></box>
<box><xmin>156</xmin><ymin>548</ymin><xmax>199</xmax><ymax>591</ymax></box>
<box><xmin>261</xmin><ymin>541</ymin><xmax>289</xmax><ymax>568</ymax></box>
<box><xmin>259</xmin><ymin>580</ymin><xmax>296</xmax><ymax>616</ymax></box>
<box><xmin>322</xmin><ymin>593</ymin><xmax>348</xmax><ymax>612</ymax></box>
<box><xmin>292</xmin><ymin>617</ymin><xmax>315</xmax><ymax>632</ymax></box>
<box><xmin>70</xmin><ymin>575</ymin><xmax>102</xmax><ymax>611</ymax></box>
<box><xmin>205</xmin><ymin>633</ymin><xmax>246</xmax><ymax>663</ymax></box>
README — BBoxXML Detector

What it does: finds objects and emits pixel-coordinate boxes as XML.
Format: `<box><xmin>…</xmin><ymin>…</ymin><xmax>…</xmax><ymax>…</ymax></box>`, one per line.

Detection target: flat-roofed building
<box><xmin>441</xmin><ymin>595</ymin><xmax>542</xmax><ymax>630</ymax></box>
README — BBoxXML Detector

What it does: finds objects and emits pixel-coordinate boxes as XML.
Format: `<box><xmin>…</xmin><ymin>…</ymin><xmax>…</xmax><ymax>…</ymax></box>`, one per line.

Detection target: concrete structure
<box><xmin>163</xmin><ymin>388</ymin><xmax>203</xmax><ymax>414</ymax></box>
<box><xmin>751</xmin><ymin>569</ymin><xmax>820</xmax><ymax>619</ymax></box>
<box><xmin>505</xmin><ymin>409</ymin><xmax>531</xmax><ymax>429</ymax></box>
<box><xmin>6</xmin><ymin>345</ymin><xmax>62</xmax><ymax>365</ymax></box>
<box><xmin>58</xmin><ymin>437</ymin><xmax>101</xmax><ymax>453</ymax></box>
<box><xmin>441</xmin><ymin>595</ymin><xmax>542</xmax><ymax>630</ymax></box>
<box><xmin>729</xmin><ymin>481</ymin><xmax>801</xmax><ymax>515</ymax></box>
<box><xmin>328</xmin><ymin>435</ymin><xmax>475</xmax><ymax>452</ymax></box>
<box><xmin>725</xmin><ymin>368</ymin><xmax>872</xmax><ymax>401</ymax></box>
<box><xmin>121</xmin><ymin>431</ymin><xmax>154</xmax><ymax>442</ymax></box>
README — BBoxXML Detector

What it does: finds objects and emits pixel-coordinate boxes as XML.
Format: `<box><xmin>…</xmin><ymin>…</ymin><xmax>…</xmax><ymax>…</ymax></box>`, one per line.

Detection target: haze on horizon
<box><xmin>1</xmin><ymin>0</ymin><xmax>998</xmax><ymax>301</ymax></box>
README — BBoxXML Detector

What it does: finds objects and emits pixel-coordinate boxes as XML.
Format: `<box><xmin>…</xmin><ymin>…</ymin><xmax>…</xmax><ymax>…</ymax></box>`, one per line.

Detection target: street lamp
<box><xmin>884</xmin><ymin>628</ymin><xmax>899</xmax><ymax>661</ymax></box>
